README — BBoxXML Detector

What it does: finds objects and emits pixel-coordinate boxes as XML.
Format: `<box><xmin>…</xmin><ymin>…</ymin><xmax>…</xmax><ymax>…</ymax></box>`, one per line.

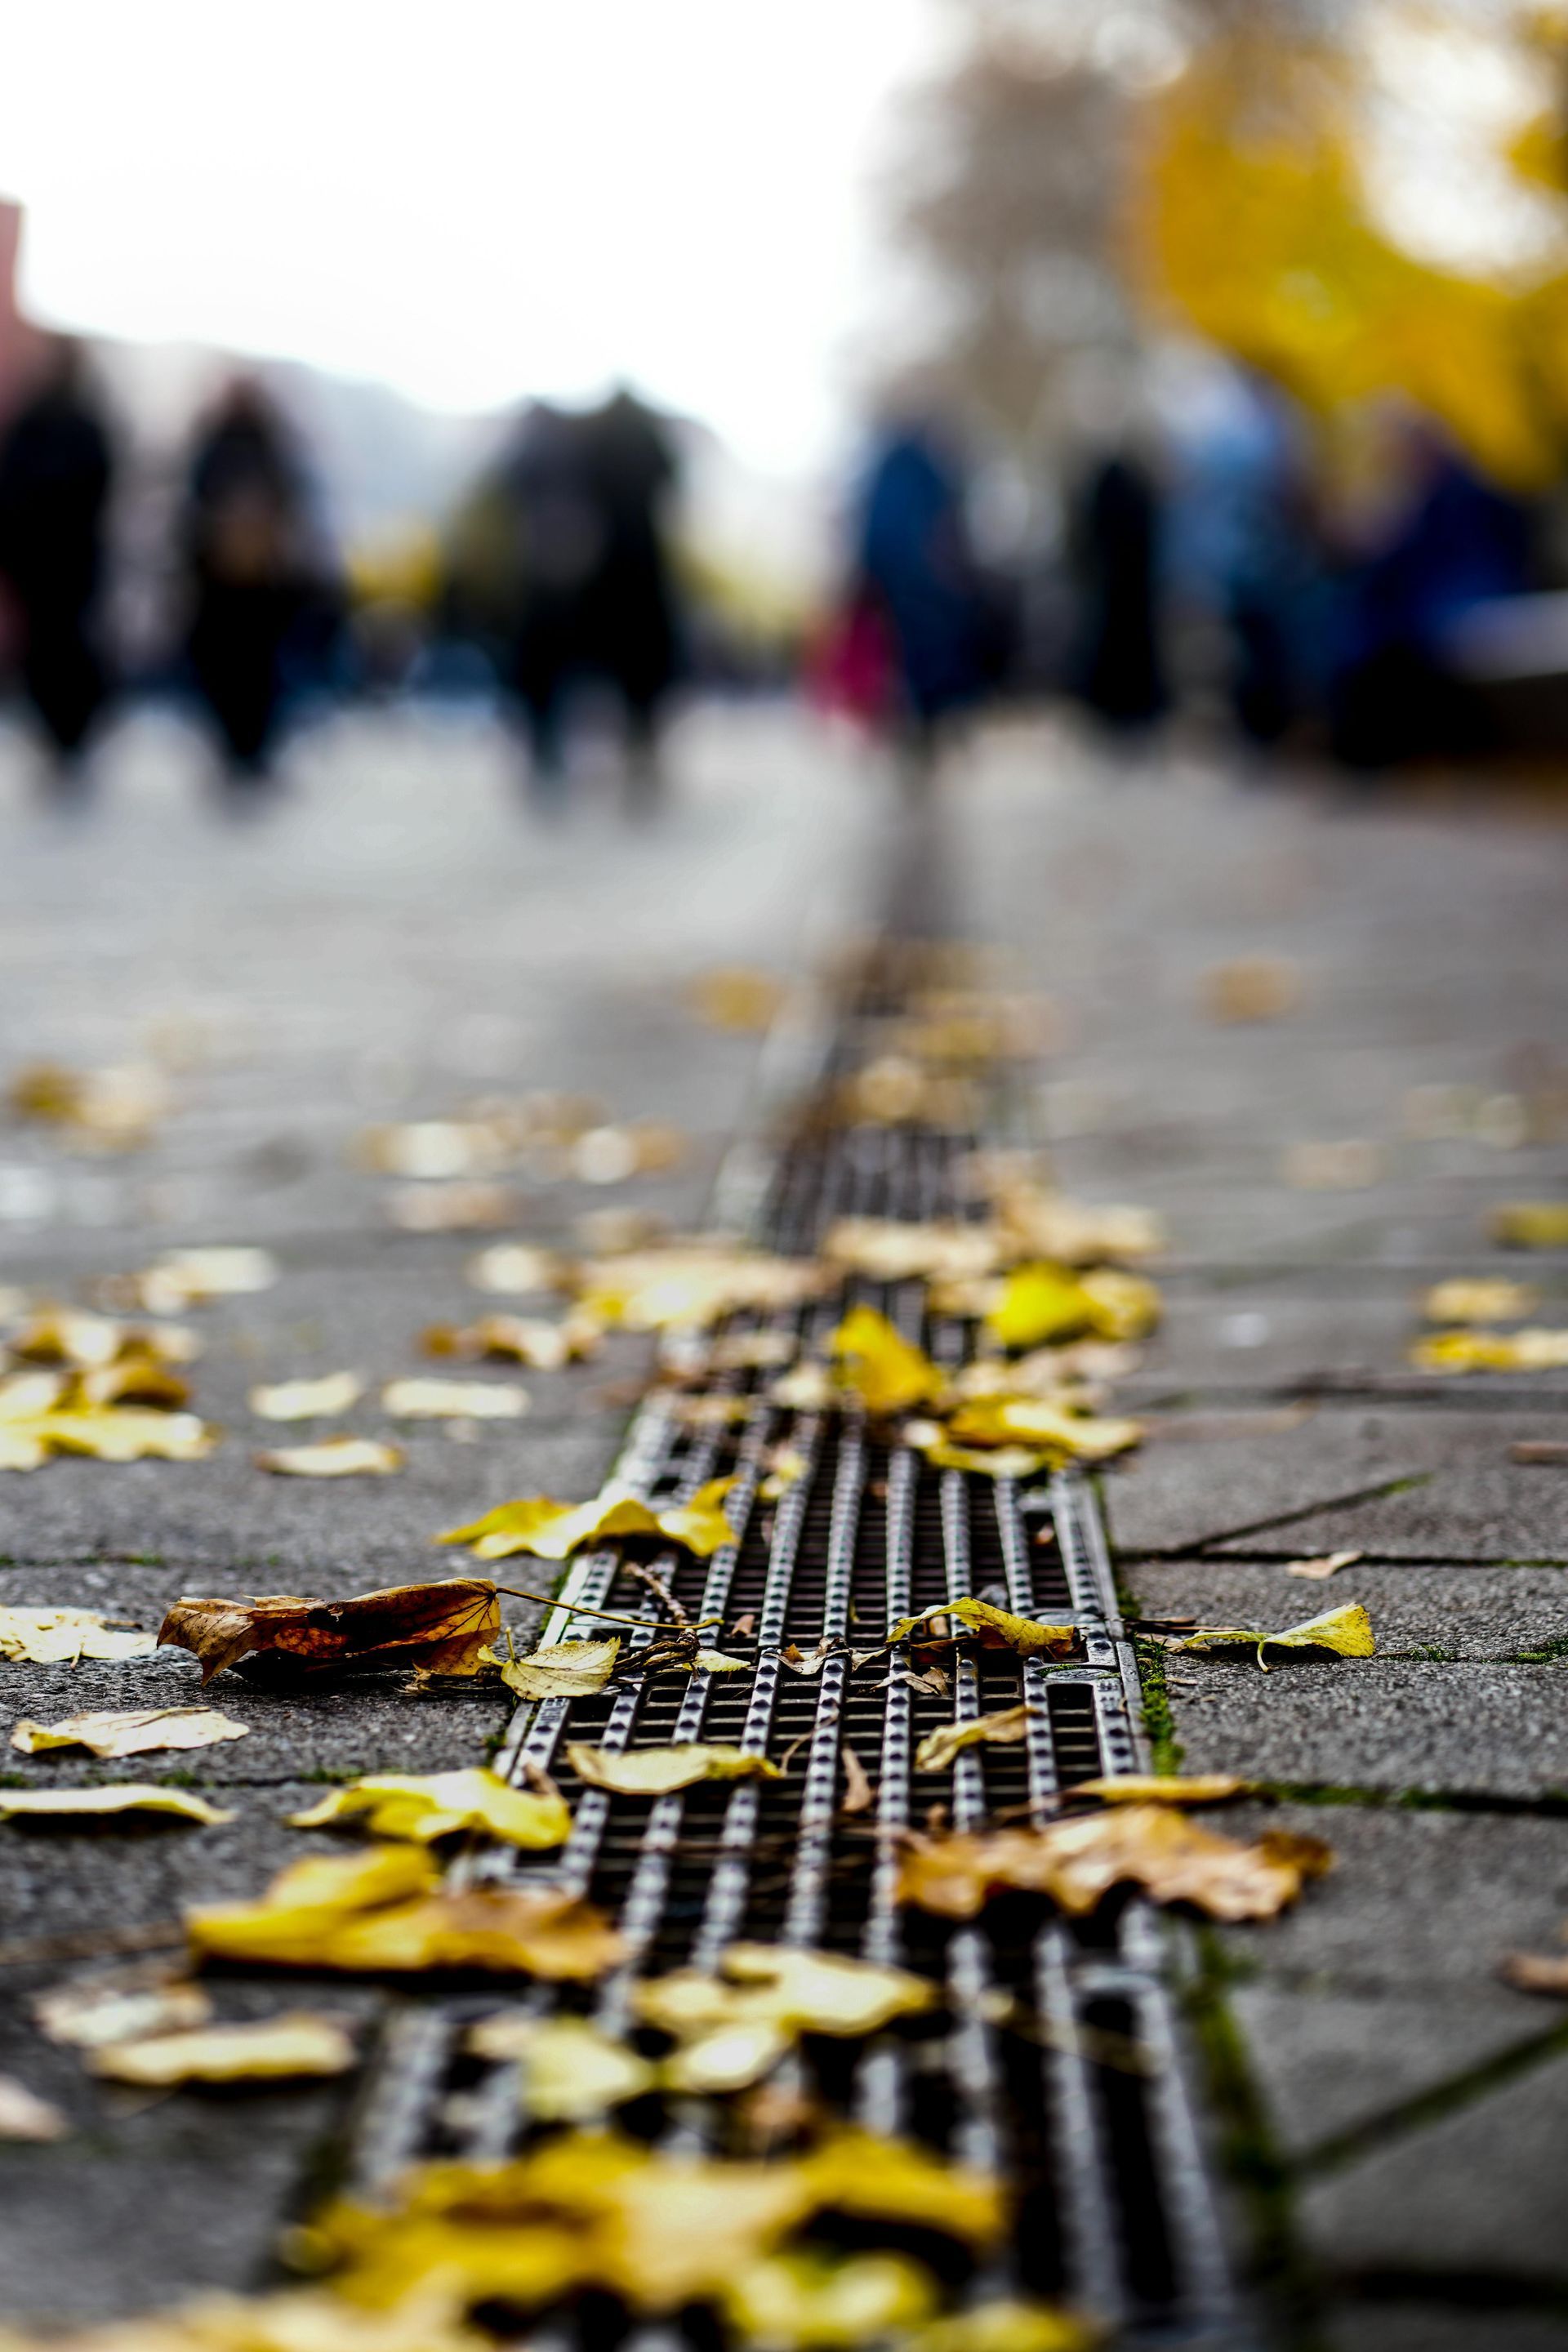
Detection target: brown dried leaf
<box><xmin>898</xmin><ymin>1808</ymin><xmax>1331</xmax><ymax>1922</ymax></box>
<box><xmin>1283</xmin><ymin>1550</ymin><xmax>1362</xmax><ymax>1581</ymax></box>
<box><xmin>1201</xmin><ymin>956</ymin><xmax>1301</xmax><ymax>1023</ymax></box>
<box><xmin>0</xmin><ymin>1606</ymin><xmax>157</xmax><ymax>1665</ymax></box>
<box><xmin>158</xmin><ymin>1579</ymin><xmax>501</xmax><ymax>1684</ymax></box>
<box><xmin>840</xmin><ymin>1746</ymin><xmax>875</xmax><ymax>1814</ymax></box>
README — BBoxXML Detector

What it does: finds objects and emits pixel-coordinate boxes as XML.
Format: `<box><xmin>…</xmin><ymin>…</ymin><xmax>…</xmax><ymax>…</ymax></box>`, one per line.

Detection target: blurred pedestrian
<box><xmin>501</xmin><ymin>388</ymin><xmax>682</xmax><ymax>810</ymax></box>
<box><xmin>850</xmin><ymin>413</ymin><xmax>993</xmax><ymax>781</ymax></box>
<box><xmin>180</xmin><ymin>380</ymin><xmax>327</xmax><ymax>776</ymax></box>
<box><xmin>0</xmin><ymin>336</ymin><xmax>114</xmax><ymax>768</ymax></box>
<box><xmin>1069</xmin><ymin>448</ymin><xmax>1168</xmax><ymax>732</ymax></box>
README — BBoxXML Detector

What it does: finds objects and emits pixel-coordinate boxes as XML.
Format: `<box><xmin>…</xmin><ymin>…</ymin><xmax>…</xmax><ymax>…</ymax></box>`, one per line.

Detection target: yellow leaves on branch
<box><xmin>290</xmin><ymin>1770</ymin><xmax>570</xmax><ymax>1851</ymax></box>
<box><xmin>158</xmin><ymin>1579</ymin><xmax>503</xmax><ymax>1683</ymax></box>
<box><xmin>88</xmin><ymin>2012</ymin><xmax>356</xmax><ymax>2086</ymax></box>
<box><xmin>0</xmin><ymin>1606</ymin><xmax>157</xmax><ymax>1665</ymax></box>
<box><xmin>255</xmin><ymin>1437</ymin><xmax>404</xmax><ymax>1477</ymax></box>
<box><xmin>899</xmin><ymin>1807</ymin><xmax>1331</xmax><ymax>1923</ymax></box>
<box><xmin>11</xmin><ymin>1708</ymin><xmax>247</xmax><ymax>1759</ymax></box>
<box><xmin>1174</xmin><ymin>1601</ymin><xmax>1375</xmax><ymax>1672</ymax></box>
<box><xmin>0</xmin><ymin>1784</ymin><xmax>232</xmax><ymax>1826</ymax></box>
<box><xmin>186</xmin><ymin>1847</ymin><xmax>623</xmax><ymax>1980</ymax></box>
<box><xmin>439</xmin><ymin>1476</ymin><xmax>738</xmax><ymax>1563</ymax></box>
<box><xmin>1410</xmin><ymin>1327</ymin><xmax>1568</xmax><ymax>1374</ymax></box>
<box><xmin>829</xmin><ymin>1306</ymin><xmax>944</xmax><ymax>1414</ymax></box>
<box><xmin>566</xmin><ymin>1741</ymin><xmax>779</xmax><ymax>1794</ymax></box>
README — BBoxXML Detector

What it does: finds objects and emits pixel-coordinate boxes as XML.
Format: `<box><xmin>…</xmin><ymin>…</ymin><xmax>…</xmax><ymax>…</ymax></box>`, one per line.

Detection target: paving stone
<box><xmin>1132</xmin><ymin>1559</ymin><xmax>1568</xmax><ymax>1660</ymax></box>
<box><xmin>1325</xmin><ymin>2304</ymin><xmax>1568</xmax><ymax>2350</ymax></box>
<box><xmin>1106</xmin><ymin>1407</ymin><xmax>1568</xmax><ymax>1562</ymax></box>
<box><xmin>1163</xmin><ymin>1659</ymin><xmax>1568</xmax><ymax>1797</ymax></box>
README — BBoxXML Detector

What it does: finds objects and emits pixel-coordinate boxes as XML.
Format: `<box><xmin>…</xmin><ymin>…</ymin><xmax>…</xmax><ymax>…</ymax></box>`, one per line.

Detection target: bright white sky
<box><xmin>0</xmin><ymin>0</ymin><xmax>942</xmax><ymax>474</ymax></box>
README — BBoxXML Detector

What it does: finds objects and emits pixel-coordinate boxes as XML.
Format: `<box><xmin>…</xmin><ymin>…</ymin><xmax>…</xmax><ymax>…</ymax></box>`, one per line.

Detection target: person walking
<box><xmin>0</xmin><ymin>337</ymin><xmax>114</xmax><ymax>768</ymax></box>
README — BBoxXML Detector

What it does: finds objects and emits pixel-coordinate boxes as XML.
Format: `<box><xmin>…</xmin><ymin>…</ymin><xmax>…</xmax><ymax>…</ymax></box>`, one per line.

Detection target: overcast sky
<box><xmin>0</xmin><ymin>0</ymin><xmax>942</xmax><ymax>474</ymax></box>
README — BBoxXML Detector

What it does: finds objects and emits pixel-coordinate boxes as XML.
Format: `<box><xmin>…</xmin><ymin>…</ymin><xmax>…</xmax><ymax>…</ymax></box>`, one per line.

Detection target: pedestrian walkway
<box><xmin>1</xmin><ymin>699</ymin><xmax>1566</xmax><ymax>2350</ymax></box>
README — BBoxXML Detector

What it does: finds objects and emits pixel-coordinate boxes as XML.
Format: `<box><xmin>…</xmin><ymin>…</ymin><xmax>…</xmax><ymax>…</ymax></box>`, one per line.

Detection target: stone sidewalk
<box><xmin>2</xmin><ymin>699</ymin><xmax>1568</xmax><ymax>2348</ymax></box>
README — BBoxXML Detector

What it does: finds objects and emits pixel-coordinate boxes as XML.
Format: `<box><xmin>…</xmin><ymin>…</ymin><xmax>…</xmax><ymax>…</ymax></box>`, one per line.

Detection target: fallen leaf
<box><xmin>1071</xmin><ymin>1775</ymin><xmax>1247</xmax><ymax>1805</ymax></box>
<box><xmin>984</xmin><ymin>1180</ymin><xmax>1164</xmax><ymax>1266</ymax></box>
<box><xmin>290</xmin><ymin>1769</ymin><xmax>570</xmax><ymax>1849</ymax></box>
<box><xmin>1492</xmin><ymin>1202</ymin><xmax>1568</xmax><ymax>1249</ymax></box>
<box><xmin>580</xmin><ymin>1241</ymin><xmax>826</xmax><ymax>1333</ymax></box>
<box><xmin>74</xmin><ymin>1357</ymin><xmax>192</xmax><ymax>1410</ymax></box>
<box><xmin>915</xmin><ymin>1707</ymin><xmax>1035</xmax><ymax>1774</ymax></box>
<box><xmin>11</xmin><ymin>1708</ymin><xmax>247</xmax><ymax>1759</ymax></box>
<box><xmin>803</xmin><ymin>2127</ymin><xmax>1004</xmax><ymax>2245</ymax></box>
<box><xmin>933</xmin><ymin>1396</ymin><xmax>1143</xmax><ymax>1464</ymax></box>
<box><xmin>187</xmin><ymin>1847</ymin><xmax>622</xmax><ymax>1979</ymax></box>
<box><xmin>0</xmin><ymin>1606</ymin><xmax>157</xmax><ymax>1664</ymax></box>
<box><xmin>385</xmin><ymin>1180</ymin><xmax>520</xmax><ymax>1232</ymax></box>
<box><xmin>423</xmin><ymin>1311</ymin><xmax>599</xmax><ymax>1368</ymax></box>
<box><xmin>769</xmin><ymin>1361</ymin><xmax>839</xmax><ymax>1411</ymax></box>
<box><xmin>90</xmin><ymin>2011</ymin><xmax>356</xmax><ymax>2085</ymax></box>
<box><xmin>910</xmin><ymin>1438</ymin><xmax>1054</xmax><ymax>1481</ymax></box>
<box><xmin>358</xmin><ymin>1120</ymin><xmax>510</xmax><ymax>1179</ymax></box>
<box><xmin>908</xmin><ymin>2301</ymin><xmax>1099</xmax><ymax>2352</ymax></box>
<box><xmin>694</xmin><ymin>1648</ymin><xmax>751</xmax><ymax>1674</ymax></box>
<box><xmin>466</xmin><ymin>2013</ymin><xmax>657</xmax><ymax>2120</ymax></box>
<box><xmin>840</xmin><ymin>1747</ymin><xmax>874</xmax><ymax>1814</ymax></box>
<box><xmin>829</xmin><ymin>1306</ymin><xmax>944</xmax><ymax>1414</ymax></box>
<box><xmin>0</xmin><ymin>2291</ymin><xmax>491</xmax><ymax>2352</ymax></box>
<box><xmin>1499</xmin><ymin>1945</ymin><xmax>1568</xmax><ymax>1997</ymax></box>
<box><xmin>893</xmin><ymin>1599</ymin><xmax>1076</xmax><ymax>1659</ymax></box>
<box><xmin>1512</xmin><ymin>1441</ymin><xmax>1568</xmax><ymax>1465</ymax></box>
<box><xmin>9</xmin><ymin>1305</ymin><xmax>198</xmax><ymax>1370</ymax></box>
<box><xmin>0</xmin><ymin>1785</ymin><xmax>232</xmax><ymax>1826</ymax></box>
<box><xmin>1281</xmin><ymin>1140</ymin><xmax>1385</xmax><ymax>1192</ymax></box>
<box><xmin>1410</xmin><ymin>1327</ymin><xmax>1568</xmax><ymax>1373</ymax></box>
<box><xmin>570</xmin><ymin>1120</ymin><xmax>684</xmax><ymax>1185</ymax></box>
<box><xmin>898</xmin><ymin>1808</ymin><xmax>1331</xmax><ymax>1922</ymax></box>
<box><xmin>724</xmin><ymin>2249</ymin><xmax>938</xmax><ymax>2349</ymax></box>
<box><xmin>8</xmin><ymin>1060</ymin><xmax>168</xmax><ymax>1151</ymax></box>
<box><xmin>636</xmin><ymin>1945</ymin><xmax>934</xmax><ymax>2072</ymax></box>
<box><xmin>983</xmin><ymin>1265</ymin><xmax>1160</xmax><ymax>1351</ymax></box>
<box><xmin>158</xmin><ymin>1579</ymin><xmax>501</xmax><ymax>1683</ymax></box>
<box><xmin>688</xmin><ymin>965</ymin><xmax>787</xmax><ymax>1031</ymax></box>
<box><xmin>380</xmin><ymin>1378</ymin><xmax>528</xmax><ymax>1419</ymax></box>
<box><xmin>0</xmin><ymin>1383</ymin><xmax>218</xmax><ymax>1471</ymax></box>
<box><xmin>760</xmin><ymin>1443</ymin><xmax>808</xmax><ymax>1500</ymax></box>
<box><xmin>489</xmin><ymin>1636</ymin><xmax>621</xmax><ymax>1699</ymax></box>
<box><xmin>33</xmin><ymin>1963</ymin><xmax>212</xmax><ymax>2048</ymax></box>
<box><xmin>439</xmin><ymin>1474</ymin><xmax>737</xmax><ymax>1562</ymax></box>
<box><xmin>567</xmin><ymin>1741</ymin><xmax>780</xmax><ymax>1794</ymax></box>
<box><xmin>464</xmin><ymin>1243</ymin><xmax>564</xmax><ymax>1295</ymax></box>
<box><xmin>823</xmin><ymin>1218</ymin><xmax>1000</xmax><ymax>1284</ymax></box>
<box><xmin>0</xmin><ymin>2075</ymin><xmax>68</xmax><ymax>2140</ymax></box>
<box><xmin>1420</xmin><ymin>1278</ymin><xmax>1539</xmax><ymax>1324</ymax></box>
<box><xmin>249</xmin><ymin>1373</ymin><xmax>365</xmax><ymax>1421</ymax></box>
<box><xmin>1283</xmin><ymin>1550</ymin><xmax>1362</xmax><ymax>1581</ymax></box>
<box><xmin>127</xmin><ymin>1246</ymin><xmax>278</xmax><ymax>1313</ymax></box>
<box><xmin>255</xmin><ymin>1437</ymin><xmax>404</xmax><ymax>1477</ymax></box>
<box><xmin>1175</xmin><ymin>1601</ymin><xmax>1375</xmax><ymax>1670</ymax></box>
<box><xmin>1201</xmin><ymin>956</ymin><xmax>1300</xmax><ymax>1023</ymax></box>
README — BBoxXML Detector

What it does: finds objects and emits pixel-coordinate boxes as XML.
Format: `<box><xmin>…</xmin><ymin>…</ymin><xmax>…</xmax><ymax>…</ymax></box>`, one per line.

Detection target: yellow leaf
<box><xmin>915</xmin><ymin>1439</ymin><xmax>1052</xmax><ymax>1481</ymax></box>
<box><xmin>385</xmin><ymin>1179</ymin><xmax>519</xmax><ymax>1232</ymax></box>
<box><xmin>694</xmin><ymin>1648</ymin><xmax>751</xmax><ymax>1674</ymax></box>
<box><xmin>659</xmin><ymin>2018</ymin><xmax>793</xmax><ymax>2093</ymax></box>
<box><xmin>893</xmin><ymin>1599</ymin><xmax>1076</xmax><ymax>1659</ymax></box>
<box><xmin>129</xmin><ymin>1246</ymin><xmax>278</xmax><ymax>1312</ymax></box>
<box><xmin>0</xmin><ymin>2075</ymin><xmax>68</xmax><ymax>2142</ymax></box>
<box><xmin>290</xmin><ymin>1769</ymin><xmax>570</xmax><ymax>1849</ymax></box>
<box><xmin>803</xmin><ymin>2129</ymin><xmax>1005</xmax><ymax>2247</ymax></box>
<box><xmin>0</xmin><ymin>2289</ymin><xmax>494</xmax><ymax>2352</ymax></box>
<box><xmin>1177</xmin><ymin>1602</ymin><xmax>1376</xmax><ymax>1669</ymax></box>
<box><xmin>829</xmin><ymin>1305</ymin><xmax>944</xmax><ymax>1414</ymax></box>
<box><xmin>687</xmin><ymin>965</ymin><xmax>787</xmax><ymax>1031</ymax></box>
<box><xmin>636</xmin><ymin>1945</ymin><xmax>934</xmax><ymax>2070</ymax></box>
<box><xmin>380</xmin><ymin>1379</ymin><xmax>528</xmax><ymax>1419</ymax></box>
<box><xmin>1201</xmin><ymin>958</ymin><xmax>1301</xmax><ymax>1023</ymax></box>
<box><xmin>899</xmin><ymin>1810</ymin><xmax>1332</xmax><ymax>1923</ymax></box>
<box><xmin>915</xmin><ymin>1706</ymin><xmax>1035</xmax><ymax>1773</ymax></box>
<box><xmin>985</xmin><ymin>1182</ymin><xmax>1164</xmax><ymax>1267</ymax></box>
<box><xmin>10</xmin><ymin>1708</ymin><xmax>247</xmax><ymax>1759</ymax></box>
<box><xmin>1420</xmin><ymin>1278</ymin><xmax>1539</xmax><ymax>1324</ymax></box>
<box><xmin>1410</xmin><ymin>1327</ymin><xmax>1568</xmax><ymax>1373</ymax></box>
<box><xmin>439</xmin><ymin>1475</ymin><xmax>737</xmax><ymax>1562</ymax></box>
<box><xmin>359</xmin><ymin>1119</ymin><xmax>510</xmax><ymax>1179</ymax></box>
<box><xmin>0</xmin><ymin>1784</ymin><xmax>232</xmax><ymax>1825</ymax></box>
<box><xmin>10</xmin><ymin>1305</ymin><xmax>198</xmax><ymax>1370</ymax></box>
<box><xmin>1071</xmin><ymin>1775</ymin><xmax>1248</xmax><ymax>1805</ymax></box>
<box><xmin>187</xmin><ymin>1847</ymin><xmax>622</xmax><ymax>1979</ymax></box>
<box><xmin>580</xmin><ymin>1242</ymin><xmax>826</xmax><ymax>1333</ymax></box>
<box><xmin>255</xmin><ymin>1437</ymin><xmax>403</xmax><ymax>1477</ymax></box>
<box><xmin>823</xmin><ymin>1218</ymin><xmax>1000</xmax><ymax>1284</ymax></box>
<box><xmin>0</xmin><ymin>1393</ymin><xmax>218</xmax><ymax>1469</ymax></box>
<box><xmin>33</xmin><ymin>1967</ymin><xmax>212</xmax><ymax>2048</ymax></box>
<box><xmin>464</xmin><ymin>1243</ymin><xmax>564</xmax><ymax>1295</ymax></box>
<box><xmin>466</xmin><ymin>2013</ymin><xmax>657</xmax><ymax>2120</ymax></box>
<box><xmin>249</xmin><ymin>1373</ymin><xmax>365</xmax><ymax>1420</ymax></box>
<box><xmin>89</xmin><ymin>2011</ymin><xmax>356</xmax><ymax>2085</ymax></box>
<box><xmin>724</xmin><ymin>2250</ymin><xmax>938</xmax><ymax>2350</ymax></box>
<box><xmin>908</xmin><ymin>2301</ymin><xmax>1100</xmax><ymax>2352</ymax></box>
<box><xmin>489</xmin><ymin>1636</ymin><xmax>621</xmax><ymax>1699</ymax></box>
<box><xmin>982</xmin><ymin>1266</ymin><xmax>1098</xmax><ymax>1349</ymax></box>
<box><xmin>939</xmin><ymin>1396</ymin><xmax>1143</xmax><ymax>1463</ymax></box>
<box><xmin>760</xmin><ymin>1443</ymin><xmax>808</xmax><ymax>1499</ymax></box>
<box><xmin>1284</xmin><ymin>1550</ymin><xmax>1361</xmax><ymax>1581</ymax></box>
<box><xmin>423</xmin><ymin>1311</ymin><xmax>599</xmax><ymax>1367</ymax></box>
<box><xmin>568</xmin><ymin>1740</ymin><xmax>780</xmax><ymax>1794</ymax></box>
<box><xmin>0</xmin><ymin>1606</ymin><xmax>157</xmax><ymax>1664</ymax></box>
<box><xmin>1492</xmin><ymin>1202</ymin><xmax>1568</xmax><ymax>1248</ymax></box>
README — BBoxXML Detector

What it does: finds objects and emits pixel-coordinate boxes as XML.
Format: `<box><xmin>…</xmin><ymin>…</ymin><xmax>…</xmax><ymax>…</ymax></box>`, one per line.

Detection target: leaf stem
<box><xmin>489</xmin><ymin>1584</ymin><xmax>720</xmax><ymax>1633</ymax></box>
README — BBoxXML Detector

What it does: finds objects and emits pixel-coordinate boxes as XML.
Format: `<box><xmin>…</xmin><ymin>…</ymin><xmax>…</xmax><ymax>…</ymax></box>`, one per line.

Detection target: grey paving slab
<box><xmin>1325</xmin><ymin>2305</ymin><xmax>1568</xmax><ymax>2351</ymax></box>
<box><xmin>1132</xmin><ymin>1560</ymin><xmax>1568</xmax><ymax>1660</ymax></box>
<box><xmin>1163</xmin><ymin>1659</ymin><xmax>1568</xmax><ymax>1797</ymax></box>
<box><xmin>1104</xmin><ymin>1407</ymin><xmax>1568</xmax><ymax>1561</ymax></box>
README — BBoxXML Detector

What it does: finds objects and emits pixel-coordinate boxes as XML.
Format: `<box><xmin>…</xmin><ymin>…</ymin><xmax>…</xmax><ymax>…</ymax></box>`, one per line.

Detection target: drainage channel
<box><xmin>346</xmin><ymin>967</ymin><xmax>1242</xmax><ymax>2351</ymax></box>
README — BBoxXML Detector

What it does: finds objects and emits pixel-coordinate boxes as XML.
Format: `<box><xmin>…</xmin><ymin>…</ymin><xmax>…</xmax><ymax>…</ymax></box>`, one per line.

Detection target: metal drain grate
<box><xmin>345</xmin><ymin>997</ymin><xmax>1241</xmax><ymax>2350</ymax></box>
